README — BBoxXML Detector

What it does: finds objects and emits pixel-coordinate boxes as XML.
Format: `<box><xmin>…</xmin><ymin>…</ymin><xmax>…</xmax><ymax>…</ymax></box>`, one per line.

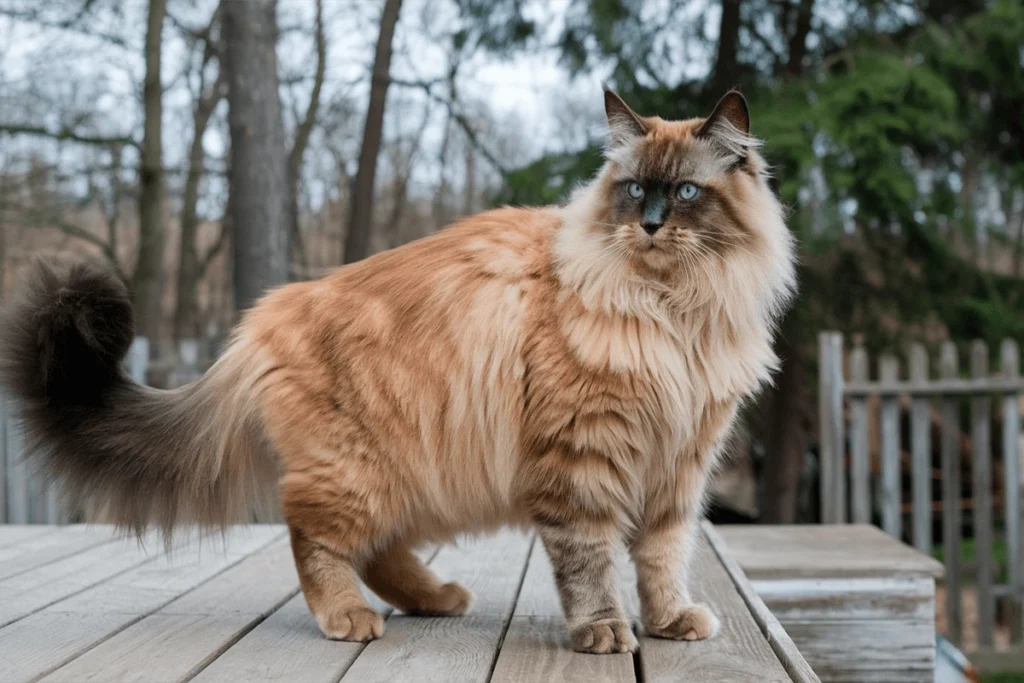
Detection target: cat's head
<box><xmin>582</xmin><ymin>89</ymin><xmax>792</xmax><ymax>290</ymax></box>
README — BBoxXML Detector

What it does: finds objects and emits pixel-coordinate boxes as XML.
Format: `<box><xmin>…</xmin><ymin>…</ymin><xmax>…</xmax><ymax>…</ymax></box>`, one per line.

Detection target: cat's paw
<box><xmin>570</xmin><ymin>618</ymin><xmax>638</xmax><ymax>654</ymax></box>
<box><xmin>406</xmin><ymin>581</ymin><xmax>474</xmax><ymax>616</ymax></box>
<box><xmin>645</xmin><ymin>604</ymin><xmax>720</xmax><ymax>641</ymax></box>
<box><xmin>316</xmin><ymin>606</ymin><xmax>385</xmax><ymax>642</ymax></box>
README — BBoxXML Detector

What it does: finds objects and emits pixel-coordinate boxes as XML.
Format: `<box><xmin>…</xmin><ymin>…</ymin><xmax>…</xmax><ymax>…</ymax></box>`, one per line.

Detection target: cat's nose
<box><xmin>641</xmin><ymin>221</ymin><xmax>663</xmax><ymax>236</ymax></box>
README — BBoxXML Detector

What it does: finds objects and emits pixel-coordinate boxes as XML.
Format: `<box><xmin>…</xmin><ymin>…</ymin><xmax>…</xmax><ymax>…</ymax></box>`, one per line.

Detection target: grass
<box><xmin>984</xmin><ymin>673</ymin><xmax>1024</xmax><ymax>682</ymax></box>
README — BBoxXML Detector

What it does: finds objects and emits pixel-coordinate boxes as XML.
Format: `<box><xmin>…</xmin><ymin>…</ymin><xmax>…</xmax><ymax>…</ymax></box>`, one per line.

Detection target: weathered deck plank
<box><xmin>40</xmin><ymin>538</ymin><xmax>298</xmax><ymax>683</ymax></box>
<box><xmin>703</xmin><ymin>523</ymin><xmax>821</xmax><ymax>683</ymax></box>
<box><xmin>338</xmin><ymin>531</ymin><xmax>533</xmax><ymax>683</ymax></box>
<box><xmin>0</xmin><ymin>524</ymin><xmax>60</xmax><ymax>548</ymax></box>
<box><xmin>716</xmin><ymin>524</ymin><xmax>944</xmax><ymax>579</ymax></box>
<box><xmin>780</xmin><ymin>620</ymin><xmax>935</xmax><ymax>683</ymax></box>
<box><xmin>0</xmin><ymin>526</ymin><xmax>282</xmax><ymax>683</ymax></box>
<box><xmin>0</xmin><ymin>531</ymin><xmax>163</xmax><ymax>627</ymax></box>
<box><xmin>0</xmin><ymin>525</ymin><xmax>119</xmax><ymax>581</ymax></box>
<box><xmin>191</xmin><ymin>592</ymin><xmax>366</xmax><ymax>683</ymax></box>
<box><xmin>638</xmin><ymin>527</ymin><xmax>797</xmax><ymax>683</ymax></box>
<box><xmin>718</xmin><ymin>524</ymin><xmax>939</xmax><ymax>683</ymax></box>
<box><xmin>0</xmin><ymin>525</ymin><xmax>821</xmax><ymax>683</ymax></box>
<box><xmin>490</xmin><ymin>539</ymin><xmax>636</xmax><ymax>683</ymax></box>
<box><xmin>192</xmin><ymin>547</ymin><xmax>439</xmax><ymax>683</ymax></box>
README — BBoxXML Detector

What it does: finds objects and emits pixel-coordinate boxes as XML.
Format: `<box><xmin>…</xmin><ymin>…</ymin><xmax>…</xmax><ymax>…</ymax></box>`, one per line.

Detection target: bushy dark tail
<box><xmin>0</xmin><ymin>261</ymin><xmax>278</xmax><ymax>537</ymax></box>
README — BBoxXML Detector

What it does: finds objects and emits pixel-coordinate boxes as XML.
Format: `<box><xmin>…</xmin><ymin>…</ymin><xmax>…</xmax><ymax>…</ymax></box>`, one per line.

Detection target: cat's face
<box><xmin>593</xmin><ymin>90</ymin><xmax>778</xmax><ymax>278</ymax></box>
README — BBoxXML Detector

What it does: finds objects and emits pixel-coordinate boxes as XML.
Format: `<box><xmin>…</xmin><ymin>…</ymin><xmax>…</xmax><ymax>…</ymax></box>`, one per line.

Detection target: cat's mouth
<box><xmin>632</xmin><ymin>225</ymin><xmax>658</xmax><ymax>250</ymax></box>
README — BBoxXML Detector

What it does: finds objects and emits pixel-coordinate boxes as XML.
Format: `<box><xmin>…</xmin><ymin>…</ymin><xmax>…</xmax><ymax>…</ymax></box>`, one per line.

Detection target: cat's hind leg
<box><xmin>288</xmin><ymin>526</ymin><xmax>384</xmax><ymax>642</ymax></box>
<box><xmin>362</xmin><ymin>542</ymin><xmax>473</xmax><ymax>616</ymax></box>
<box><xmin>283</xmin><ymin>464</ymin><xmax>394</xmax><ymax>642</ymax></box>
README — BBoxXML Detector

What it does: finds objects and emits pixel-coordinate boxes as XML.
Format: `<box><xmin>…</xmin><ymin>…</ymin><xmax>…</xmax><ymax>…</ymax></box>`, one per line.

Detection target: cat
<box><xmin>0</xmin><ymin>88</ymin><xmax>795</xmax><ymax>654</ymax></box>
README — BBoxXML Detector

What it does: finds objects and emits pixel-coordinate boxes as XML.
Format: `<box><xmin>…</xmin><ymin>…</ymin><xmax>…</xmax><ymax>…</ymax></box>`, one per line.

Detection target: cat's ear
<box><xmin>696</xmin><ymin>91</ymin><xmax>758</xmax><ymax>160</ymax></box>
<box><xmin>603</xmin><ymin>86</ymin><xmax>647</xmax><ymax>148</ymax></box>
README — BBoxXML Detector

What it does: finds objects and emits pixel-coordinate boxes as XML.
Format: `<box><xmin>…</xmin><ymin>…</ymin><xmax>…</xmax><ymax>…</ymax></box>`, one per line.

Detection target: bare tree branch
<box><xmin>0</xmin><ymin>5</ymin><xmax>131</xmax><ymax>48</ymax></box>
<box><xmin>0</xmin><ymin>123</ymin><xmax>138</xmax><ymax>149</ymax></box>
<box><xmin>391</xmin><ymin>78</ymin><xmax>510</xmax><ymax>177</ymax></box>
<box><xmin>288</xmin><ymin>0</ymin><xmax>326</xmax><ymax>179</ymax></box>
<box><xmin>743</xmin><ymin>20</ymin><xmax>785</xmax><ymax>64</ymax></box>
<box><xmin>287</xmin><ymin>0</ymin><xmax>326</xmax><ymax>276</ymax></box>
<box><xmin>197</xmin><ymin>220</ymin><xmax>229</xmax><ymax>278</ymax></box>
<box><xmin>54</xmin><ymin>220</ymin><xmax>126</xmax><ymax>280</ymax></box>
<box><xmin>175</xmin><ymin>3</ymin><xmax>224</xmax><ymax>340</ymax></box>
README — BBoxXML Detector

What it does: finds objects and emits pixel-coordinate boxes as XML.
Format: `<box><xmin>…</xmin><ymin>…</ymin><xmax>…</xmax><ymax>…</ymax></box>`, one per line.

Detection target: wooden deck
<box><xmin>718</xmin><ymin>524</ymin><xmax>943</xmax><ymax>683</ymax></box>
<box><xmin>0</xmin><ymin>523</ymin><xmax>817</xmax><ymax>683</ymax></box>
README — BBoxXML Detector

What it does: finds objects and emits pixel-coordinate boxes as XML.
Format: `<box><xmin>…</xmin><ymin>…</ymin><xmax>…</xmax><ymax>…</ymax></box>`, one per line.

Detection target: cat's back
<box><xmin>337</xmin><ymin>205</ymin><xmax>557</xmax><ymax>296</ymax></box>
<box><xmin>245</xmin><ymin>206</ymin><xmax>561</xmax><ymax>374</ymax></box>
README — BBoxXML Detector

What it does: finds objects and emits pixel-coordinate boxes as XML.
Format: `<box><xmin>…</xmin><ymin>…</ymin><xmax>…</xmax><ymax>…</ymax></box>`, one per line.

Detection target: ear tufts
<box><xmin>696</xmin><ymin>90</ymin><xmax>759</xmax><ymax>160</ymax></box>
<box><xmin>603</xmin><ymin>86</ymin><xmax>647</xmax><ymax>149</ymax></box>
<box><xmin>699</xmin><ymin>91</ymin><xmax>750</xmax><ymax>135</ymax></box>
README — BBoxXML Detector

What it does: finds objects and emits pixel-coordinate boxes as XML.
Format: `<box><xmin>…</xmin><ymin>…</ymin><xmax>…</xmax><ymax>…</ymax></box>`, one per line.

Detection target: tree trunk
<box><xmin>432</xmin><ymin>115</ymin><xmax>453</xmax><ymax>229</ymax></box>
<box><xmin>287</xmin><ymin>0</ymin><xmax>326</xmax><ymax>278</ymax></box>
<box><xmin>463</xmin><ymin>145</ymin><xmax>476</xmax><ymax>217</ymax></box>
<box><xmin>709</xmin><ymin>0</ymin><xmax>742</xmax><ymax>95</ymax></box>
<box><xmin>761</xmin><ymin>5</ymin><xmax>815</xmax><ymax>522</ymax></box>
<box><xmin>0</xmin><ymin>209</ymin><xmax>6</xmax><ymax>299</ymax></box>
<box><xmin>1013</xmin><ymin>213</ymin><xmax>1024</xmax><ymax>278</ymax></box>
<box><xmin>785</xmin><ymin>0</ymin><xmax>814</xmax><ymax>77</ymax></box>
<box><xmin>222</xmin><ymin>0</ymin><xmax>290</xmax><ymax>313</ymax></box>
<box><xmin>131</xmin><ymin>0</ymin><xmax>166</xmax><ymax>352</ymax></box>
<box><xmin>960</xmin><ymin>154</ymin><xmax>981</xmax><ymax>266</ymax></box>
<box><xmin>0</xmin><ymin>173</ymin><xmax>8</xmax><ymax>298</ymax></box>
<box><xmin>343</xmin><ymin>0</ymin><xmax>403</xmax><ymax>264</ymax></box>
<box><xmin>174</xmin><ymin>72</ymin><xmax>224</xmax><ymax>341</ymax></box>
<box><xmin>760</xmin><ymin>315</ymin><xmax>811</xmax><ymax>523</ymax></box>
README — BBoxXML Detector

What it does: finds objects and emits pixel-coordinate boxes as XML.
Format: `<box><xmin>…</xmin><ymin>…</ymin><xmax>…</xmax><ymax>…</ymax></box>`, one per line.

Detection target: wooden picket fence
<box><xmin>819</xmin><ymin>331</ymin><xmax>1024</xmax><ymax>652</ymax></box>
<box><xmin>0</xmin><ymin>337</ymin><xmax>211</xmax><ymax>524</ymax></box>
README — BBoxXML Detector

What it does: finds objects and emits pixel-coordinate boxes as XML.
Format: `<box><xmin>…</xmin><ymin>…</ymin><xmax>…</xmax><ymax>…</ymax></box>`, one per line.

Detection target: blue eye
<box><xmin>678</xmin><ymin>182</ymin><xmax>701</xmax><ymax>200</ymax></box>
<box><xmin>626</xmin><ymin>182</ymin><xmax>644</xmax><ymax>200</ymax></box>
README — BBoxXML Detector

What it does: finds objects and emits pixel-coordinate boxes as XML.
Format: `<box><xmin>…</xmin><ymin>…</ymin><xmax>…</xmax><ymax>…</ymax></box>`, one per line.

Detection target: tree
<box><xmin>174</xmin><ymin>7</ymin><xmax>226</xmax><ymax>341</ymax></box>
<box><xmin>221</xmin><ymin>0</ymin><xmax>290</xmax><ymax>312</ymax></box>
<box><xmin>785</xmin><ymin>0</ymin><xmax>814</xmax><ymax>76</ymax></box>
<box><xmin>131</xmin><ymin>0</ymin><xmax>166</xmax><ymax>350</ymax></box>
<box><xmin>709</xmin><ymin>0</ymin><xmax>742</xmax><ymax>95</ymax></box>
<box><xmin>343</xmin><ymin>0</ymin><xmax>403</xmax><ymax>264</ymax></box>
<box><xmin>286</xmin><ymin>0</ymin><xmax>326</xmax><ymax>278</ymax></box>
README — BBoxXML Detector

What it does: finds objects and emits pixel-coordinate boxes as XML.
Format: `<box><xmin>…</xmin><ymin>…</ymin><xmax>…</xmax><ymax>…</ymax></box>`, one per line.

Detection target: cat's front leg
<box><xmin>536</xmin><ymin>523</ymin><xmax>637</xmax><ymax>653</ymax></box>
<box><xmin>529</xmin><ymin>497</ymin><xmax>637</xmax><ymax>654</ymax></box>
<box><xmin>630</xmin><ymin>510</ymin><xmax>720</xmax><ymax>641</ymax></box>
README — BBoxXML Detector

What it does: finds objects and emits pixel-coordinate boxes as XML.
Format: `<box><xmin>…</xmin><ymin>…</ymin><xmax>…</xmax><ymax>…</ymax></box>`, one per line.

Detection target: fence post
<box><xmin>850</xmin><ymin>345</ymin><xmax>871</xmax><ymax>524</ymax></box>
<box><xmin>971</xmin><ymin>340</ymin><xmax>994</xmax><ymax>648</ymax></box>
<box><xmin>819</xmin><ymin>332</ymin><xmax>845</xmax><ymax>524</ymax></box>
<box><xmin>909</xmin><ymin>344</ymin><xmax>932</xmax><ymax>553</ymax></box>
<box><xmin>172</xmin><ymin>339</ymin><xmax>202</xmax><ymax>387</ymax></box>
<box><xmin>44</xmin><ymin>484</ymin><xmax>59</xmax><ymax>524</ymax></box>
<box><xmin>29</xmin><ymin>475</ymin><xmax>44</xmax><ymax>523</ymax></box>
<box><xmin>940</xmin><ymin>341</ymin><xmax>962</xmax><ymax>644</ymax></box>
<box><xmin>125</xmin><ymin>337</ymin><xmax>150</xmax><ymax>385</ymax></box>
<box><xmin>5</xmin><ymin>393</ymin><xmax>27</xmax><ymax>524</ymax></box>
<box><xmin>880</xmin><ymin>354</ymin><xmax>902</xmax><ymax>538</ymax></box>
<box><xmin>0</xmin><ymin>389</ymin><xmax>6</xmax><ymax>523</ymax></box>
<box><xmin>1001</xmin><ymin>339</ymin><xmax>1022</xmax><ymax>641</ymax></box>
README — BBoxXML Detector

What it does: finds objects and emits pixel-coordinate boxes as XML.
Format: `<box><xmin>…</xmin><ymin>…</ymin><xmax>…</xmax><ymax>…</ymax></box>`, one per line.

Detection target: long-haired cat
<box><xmin>0</xmin><ymin>89</ymin><xmax>795</xmax><ymax>654</ymax></box>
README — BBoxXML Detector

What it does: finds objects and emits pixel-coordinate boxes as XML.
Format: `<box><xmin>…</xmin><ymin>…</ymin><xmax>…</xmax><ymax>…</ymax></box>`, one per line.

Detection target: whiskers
<box><xmin>695</xmin><ymin>232</ymin><xmax>759</xmax><ymax>261</ymax></box>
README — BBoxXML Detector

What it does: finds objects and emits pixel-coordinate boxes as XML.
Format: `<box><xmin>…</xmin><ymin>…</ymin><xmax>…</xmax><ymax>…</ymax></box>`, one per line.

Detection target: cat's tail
<box><xmin>0</xmin><ymin>261</ymin><xmax>279</xmax><ymax>538</ymax></box>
